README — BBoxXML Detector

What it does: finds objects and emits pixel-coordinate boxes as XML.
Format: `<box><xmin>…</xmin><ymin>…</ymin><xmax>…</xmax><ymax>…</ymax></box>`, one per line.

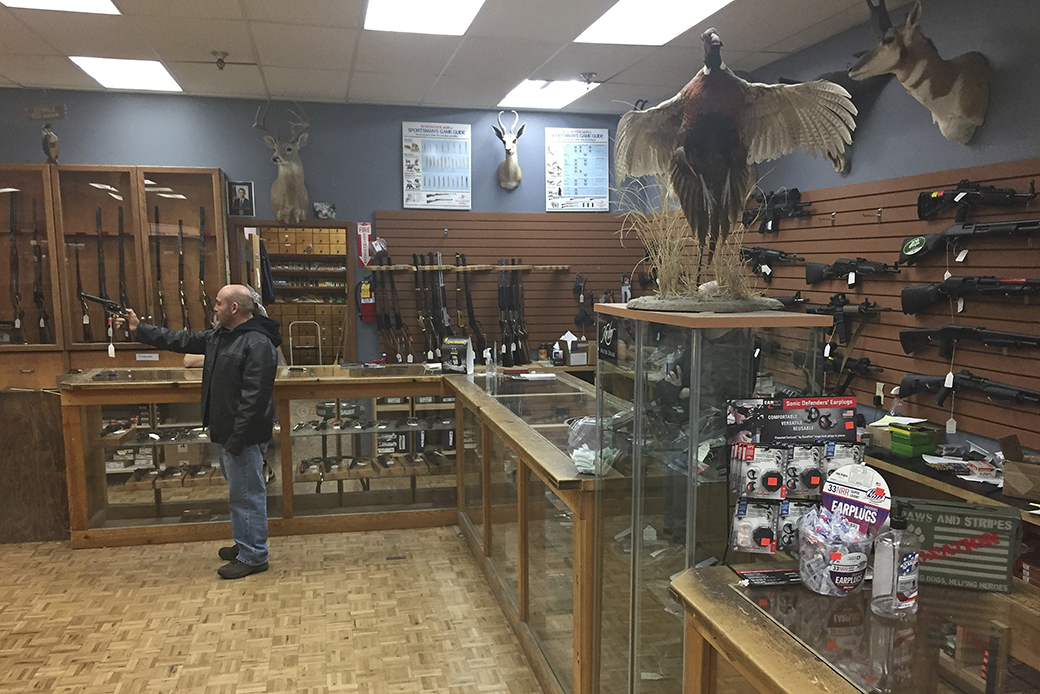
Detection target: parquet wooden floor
<box><xmin>0</xmin><ymin>528</ymin><xmax>544</xmax><ymax>694</ymax></box>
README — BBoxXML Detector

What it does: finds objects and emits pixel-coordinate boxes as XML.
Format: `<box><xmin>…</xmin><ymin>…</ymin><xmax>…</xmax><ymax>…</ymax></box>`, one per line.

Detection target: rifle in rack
<box><xmin>742</xmin><ymin>188</ymin><xmax>812</xmax><ymax>234</ymax></box>
<box><xmin>420</xmin><ymin>254</ymin><xmax>442</xmax><ymax>359</ymax></box>
<box><xmin>805</xmin><ymin>257</ymin><xmax>899</xmax><ymax>287</ymax></box>
<box><xmin>454</xmin><ymin>254</ymin><xmax>469</xmax><ymax>340</ymax></box>
<box><xmin>177</xmin><ymin>219</ymin><xmax>190</xmax><ymax>330</ymax></box>
<box><xmin>117</xmin><ymin>207</ymin><xmax>130</xmax><ymax>339</ymax></box>
<box><xmin>198</xmin><ymin>207</ymin><xmax>213</xmax><ymax>327</ymax></box>
<box><xmin>460</xmin><ymin>253</ymin><xmax>486</xmax><ymax>363</ymax></box>
<box><xmin>497</xmin><ymin>262</ymin><xmax>515</xmax><ymax>367</ymax></box>
<box><xmin>75</xmin><ymin>243</ymin><xmax>92</xmax><ymax>342</ymax></box>
<box><xmin>898</xmin><ymin>370</ymin><xmax>1040</xmax><ymax>407</ymax></box>
<box><xmin>740</xmin><ymin>246</ymin><xmax>804</xmax><ymax>283</ymax></box>
<box><xmin>412</xmin><ymin>254</ymin><xmax>435</xmax><ymax>361</ymax></box>
<box><xmin>8</xmin><ymin>191</ymin><xmax>24</xmax><ymax>343</ymax></box>
<box><xmin>805</xmin><ymin>293</ymin><xmax>890</xmax><ymax>344</ymax></box>
<box><xmin>95</xmin><ymin>207</ymin><xmax>113</xmax><ymax>343</ymax></box>
<box><xmin>511</xmin><ymin>259</ymin><xmax>529</xmax><ymax>364</ymax></box>
<box><xmin>385</xmin><ymin>255</ymin><xmax>413</xmax><ymax>363</ymax></box>
<box><xmin>433</xmin><ymin>252</ymin><xmax>454</xmax><ymax>339</ymax></box>
<box><xmin>898</xmin><ymin>218</ymin><xmax>1040</xmax><ymax>266</ymax></box>
<box><xmin>373</xmin><ymin>257</ymin><xmax>400</xmax><ymax>362</ymax></box>
<box><xmin>153</xmin><ymin>206</ymin><xmax>168</xmax><ymax>328</ymax></box>
<box><xmin>31</xmin><ymin>199</ymin><xmax>51</xmax><ymax>343</ymax></box>
<box><xmin>899</xmin><ymin>324</ymin><xmax>1040</xmax><ymax>358</ymax></box>
<box><xmin>917</xmin><ymin>179</ymin><xmax>1035</xmax><ymax>223</ymax></box>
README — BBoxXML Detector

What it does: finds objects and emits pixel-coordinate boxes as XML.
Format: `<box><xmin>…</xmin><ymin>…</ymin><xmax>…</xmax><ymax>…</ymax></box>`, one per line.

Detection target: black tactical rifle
<box><xmin>177</xmin><ymin>219</ymin><xmax>190</xmax><ymax>330</ymax></box>
<box><xmin>511</xmin><ymin>258</ymin><xmax>529</xmax><ymax>364</ymax></box>
<box><xmin>75</xmin><ymin>244</ymin><xmax>92</xmax><ymax>342</ymax></box>
<box><xmin>897</xmin><ymin>218</ymin><xmax>1040</xmax><ymax>266</ymax></box>
<box><xmin>917</xmin><ymin>179</ymin><xmax>1035</xmax><ymax>222</ymax></box>
<box><xmin>900</xmin><ymin>276</ymin><xmax>1040</xmax><ymax>314</ymax></box>
<box><xmin>198</xmin><ymin>207</ymin><xmax>213</xmax><ymax>327</ymax></box>
<box><xmin>805</xmin><ymin>257</ymin><xmax>899</xmax><ymax>287</ymax></box>
<box><xmin>153</xmin><ymin>206</ymin><xmax>168</xmax><ymax>328</ymax></box>
<box><xmin>497</xmin><ymin>262</ymin><xmax>515</xmax><ymax>367</ymax></box>
<box><xmin>117</xmin><ymin>207</ymin><xmax>130</xmax><ymax>339</ymax></box>
<box><xmin>385</xmin><ymin>254</ymin><xmax>413</xmax><ymax>363</ymax></box>
<box><xmin>740</xmin><ymin>246</ymin><xmax>805</xmax><ymax>283</ymax></box>
<box><xmin>805</xmin><ymin>293</ymin><xmax>891</xmax><ymax>343</ymax></box>
<box><xmin>900</xmin><ymin>325</ymin><xmax>1040</xmax><ymax>358</ymax></box>
<box><xmin>830</xmin><ymin>356</ymin><xmax>883</xmax><ymax>396</ymax></box>
<box><xmin>460</xmin><ymin>253</ymin><xmax>486</xmax><ymax>363</ymax></box>
<box><xmin>898</xmin><ymin>369</ymin><xmax>1040</xmax><ymax>407</ymax></box>
<box><xmin>434</xmin><ymin>251</ymin><xmax>454</xmax><ymax>339</ymax></box>
<box><xmin>742</xmin><ymin>188</ymin><xmax>812</xmax><ymax>234</ymax></box>
<box><xmin>94</xmin><ymin>208</ymin><xmax>109</xmax><ymax>302</ymax></box>
<box><xmin>454</xmin><ymin>253</ymin><xmax>469</xmax><ymax>346</ymax></box>
<box><xmin>31</xmin><ymin>199</ymin><xmax>51</xmax><ymax>343</ymax></box>
<box><xmin>774</xmin><ymin>290</ymin><xmax>809</xmax><ymax>308</ymax></box>
<box><xmin>8</xmin><ymin>191</ymin><xmax>24</xmax><ymax>343</ymax></box>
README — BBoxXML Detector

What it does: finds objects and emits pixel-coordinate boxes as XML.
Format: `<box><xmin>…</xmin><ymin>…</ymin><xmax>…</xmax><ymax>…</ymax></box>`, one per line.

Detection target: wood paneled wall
<box><xmin>373</xmin><ymin>211</ymin><xmax>647</xmax><ymax>354</ymax></box>
<box><xmin>753</xmin><ymin>157</ymin><xmax>1040</xmax><ymax>450</ymax></box>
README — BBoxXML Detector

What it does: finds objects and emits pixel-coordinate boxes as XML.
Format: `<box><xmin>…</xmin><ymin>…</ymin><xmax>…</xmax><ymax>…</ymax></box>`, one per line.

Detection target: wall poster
<box><xmin>545</xmin><ymin>127</ymin><xmax>609</xmax><ymax>212</ymax></box>
<box><xmin>402</xmin><ymin>122</ymin><xmax>471</xmax><ymax>210</ymax></box>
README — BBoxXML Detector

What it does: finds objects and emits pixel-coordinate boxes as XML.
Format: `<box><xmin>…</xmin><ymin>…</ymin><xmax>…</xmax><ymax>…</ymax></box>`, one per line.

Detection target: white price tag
<box><xmin>944</xmin><ymin>270</ymin><xmax>952</xmax><ymax>280</ymax></box>
<box><xmin>823</xmin><ymin>343</ymin><xmax>832</xmax><ymax>358</ymax></box>
<box><xmin>955</xmin><ymin>249</ymin><xmax>968</xmax><ymax>262</ymax></box>
<box><xmin>14</xmin><ymin>318</ymin><xmax>20</xmax><ymax>329</ymax></box>
<box><xmin>944</xmin><ymin>371</ymin><xmax>955</xmax><ymax>389</ymax></box>
<box><xmin>946</xmin><ymin>417</ymin><xmax>957</xmax><ymax>434</ymax></box>
<box><xmin>107</xmin><ymin>344</ymin><xmax>115</xmax><ymax>359</ymax></box>
<box><xmin>39</xmin><ymin>318</ymin><xmax>45</xmax><ymax>328</ymax></box>
<box><xmin>954</xmin><ymin>192</ymin><xmax>967</xmax><ymax>202</ymax></box>
<box><xmin>956</xmin><ymin>297</ymin><xmax>965</xmax><ymax>313</ymax></box>
<box><xmin>754</xmin><ymin>347</ymin><xmax>761</xmax><ymax>358</ymax></box>
<box><xmin>762</xmin><ymin>264</ymin><xmax>772</xmax><ymax>276</ymax></box>
<box><xmin>847</xmin><ymin>271</ymin><xmax>856</xmax><ymax>287</ymax></box>
<box><xmin>83</xmin><ymin>315</ymin><xmax>90</xmax><ymax>324</ymax></box>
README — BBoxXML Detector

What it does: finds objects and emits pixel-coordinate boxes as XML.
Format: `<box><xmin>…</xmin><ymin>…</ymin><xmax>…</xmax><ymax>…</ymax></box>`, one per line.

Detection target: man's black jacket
<box><xmin>135</xmin><ymin>315</ymin><xmax>282</xmax><ymax>455</ymax></box>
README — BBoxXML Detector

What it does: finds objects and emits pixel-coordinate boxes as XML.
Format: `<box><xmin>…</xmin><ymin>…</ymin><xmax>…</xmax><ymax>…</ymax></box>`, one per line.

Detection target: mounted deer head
<box><xmin>849</xmin><ymin>0</ymin><xmax>991</xmax><ymax>144</ymax></box>
<box><xmin>253</xmin><ymin>102</ymin><xmax>311</xmax><ymax>223</ymax></box>
<box><xmin>492</xmin><ymin>110</ymin><xmax>526</xmax><ymax>190</ymax></box>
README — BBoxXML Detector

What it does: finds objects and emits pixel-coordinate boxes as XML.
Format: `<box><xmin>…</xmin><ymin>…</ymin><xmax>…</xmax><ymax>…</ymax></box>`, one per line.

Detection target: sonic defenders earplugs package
<box><xmin>823</xmin><ymin>442</ymin><xmax>866</xmax><ymax>482</ymax></box>
<box><xmin>732</xmin><ymin>443</ymin><xmax>788</xmax><ymax>500</ymax></box>
<box><xmin>778</xmin><ymin>499</ymin><xmax>817</xmax><ymax>552</ymax></box>
<box><xmin>786</xmin><ymin>445</ymin><xmax>824</xmax><ymax>497</ymax></box>
<box><xmin>732</xmin><ymin>499</ymin><xmax>780</xmax><ymax>554</ymax></box>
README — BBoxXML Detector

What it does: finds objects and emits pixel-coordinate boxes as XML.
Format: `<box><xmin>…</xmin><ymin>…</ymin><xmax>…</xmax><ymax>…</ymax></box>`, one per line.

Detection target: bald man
<box><xmin>117</xmin><ymin>284</ymin><xmax>282</xmax><ymax>579</ymax></box>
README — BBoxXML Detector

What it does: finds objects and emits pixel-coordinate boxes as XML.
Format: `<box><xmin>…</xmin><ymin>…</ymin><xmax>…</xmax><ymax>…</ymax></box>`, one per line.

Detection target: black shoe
<box><xmin>218</xmin><ymin>544</ymin><xmax>239</xmax><ymax>561</ymax></box>
<box><xmin>218</xmin><ymin>558</ymin><xmax>269</xmax><ymax>579</ymax></box>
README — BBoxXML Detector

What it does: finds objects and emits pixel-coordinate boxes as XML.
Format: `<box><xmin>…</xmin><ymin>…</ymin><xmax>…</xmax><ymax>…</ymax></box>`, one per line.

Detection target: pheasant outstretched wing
<box><xmin>614</xmin><ymin>93</ymin><xmax>683</xmax><ymax>180</ymax></box>
<box><xmin>743</xmin><ymin>79</ymin><xmax>857</xmax><ymax>165</ymax></box>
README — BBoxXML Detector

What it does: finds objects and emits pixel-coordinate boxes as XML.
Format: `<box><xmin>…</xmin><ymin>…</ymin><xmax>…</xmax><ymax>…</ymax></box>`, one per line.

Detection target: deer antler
<box><xmin>509</xmin><ymin>110</ymin><xmax>519</xmax><ymax>133</ymax></box>
<box><xmin>288</xmin><ymin>101</ymin><xmax>310</xmax><ymax>139</ymax></box>
<box><xmin>865</xmin><ymin>0</ymin><xmax>892</xmax><ymax>35</ymax></box>
<box><xmin>252</xmin><ymin>101</ymin><xmax>277</xmax><ymax>137</ymax></box>
<box><xmin>497</xmin><ymin>111</ymin><xmax>507</xmax><ymax>133</ymax></box>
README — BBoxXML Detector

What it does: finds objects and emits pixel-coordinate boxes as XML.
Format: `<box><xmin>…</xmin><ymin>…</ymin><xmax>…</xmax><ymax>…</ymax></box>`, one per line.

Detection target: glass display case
<box><xmin>593</xmin><ymin>304</ymin><xmax>831</xmax><ymax>694</ymax></box>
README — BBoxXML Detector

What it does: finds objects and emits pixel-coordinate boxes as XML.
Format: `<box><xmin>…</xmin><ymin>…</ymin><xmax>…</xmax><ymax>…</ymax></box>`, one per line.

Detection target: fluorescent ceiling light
<box><xmin>364</xmin><ymin>0</ymin><xmax>486</xmax><ymax>36</ymax></box>
<box><xmin>144</xmin><ymin>179</ymin><xmax>156</xmax><ymax>185</ymax></box>
<box><xmin>157</xmin><ymin>193</ymin><xmax>187</xmax><ymax>199</ymax></box>
<box><xmin>0</xmin><ymin>0</ymin><xmax>119</xmax><ymax>14</ymax></box>
<box><xmin>0</xmin><ymin>188</ymin><xmax>21</xmax><ymax>194</ymax></box>
<box><xmin>575</xmin><ymin>0</ymin><xmax>735</xmax><ymax>46</ymax></box>
<box><xmin>89</xmin><ymin>182</ymin><xmax>118</xmax><ymax>192</ymax></box>
<box><xmin>108</xmin><ymin>192</ymin><xmax>123</xmax><ymax>201</ymax></box>
<box><xmin>145</xmin><ymin>187</ymin><xmax>174</xmax><ymax>193</ymax></box>
<box><xmin>70</xmin><ymin>57</ymin><xmax>182</xmax><ymax>92</ymax></box>
<box><xmin>499</xmin><ymin>80</ymin><xmax>600</xmax><ymax>110</ymax></box>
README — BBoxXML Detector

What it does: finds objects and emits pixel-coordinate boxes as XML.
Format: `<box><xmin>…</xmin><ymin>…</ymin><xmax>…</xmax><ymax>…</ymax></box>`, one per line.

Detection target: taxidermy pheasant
<box><xmin>616</xmin><ymin>28</ymin><xmax>857</xmax><ymax>279</ymax></box>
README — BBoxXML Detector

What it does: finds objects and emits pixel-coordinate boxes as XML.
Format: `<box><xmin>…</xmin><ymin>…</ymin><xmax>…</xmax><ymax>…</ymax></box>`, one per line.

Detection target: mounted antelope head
<box><xmin>253</xmin><ymin>102</ymin><xmax>311</xmax><ymax>223</ymax></box>
<box><xmin>492</xmin><ymin>110</ymin><xmax>526</xmax><ymax>190</ymax></box>
<box><xmin>849</xmin><ymin>0</ymin><xmax>991</xmax><ymax>144</ymax></box>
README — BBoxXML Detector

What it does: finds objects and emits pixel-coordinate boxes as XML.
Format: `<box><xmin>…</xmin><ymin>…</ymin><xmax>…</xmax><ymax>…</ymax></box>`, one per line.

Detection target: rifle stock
<box><xmin>899</xmin><ymin>325</ymin><xmax>1040</xmax><ymax>358</ymax></box>
<box><xmin>153</xmin><ymin>206</ymin><xmax>168</xmax><ymax>328</ymax></box>
<box><xmin>901</xmin><ymin>276</ymin><xmax>1040</xmax><ymax>314</ymax></box>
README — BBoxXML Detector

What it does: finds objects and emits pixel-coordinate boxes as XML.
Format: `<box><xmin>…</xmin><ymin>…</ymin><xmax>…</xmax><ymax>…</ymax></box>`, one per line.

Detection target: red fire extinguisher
<box><xmin>358</xmin><ymin>278</ymin><xmax>375</xmax><ymax>323</ymax></box>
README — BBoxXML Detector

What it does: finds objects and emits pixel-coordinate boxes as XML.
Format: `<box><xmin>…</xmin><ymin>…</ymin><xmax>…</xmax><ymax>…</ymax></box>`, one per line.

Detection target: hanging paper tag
<box><xmin>954</xmin><ymin>192</ymin><xmax>968</xmax><ymax>202</ymax></box>
<box><xmin>847</xmin><ymin>272</ymin><xmax>856</xmax><ymax>287</ymax></box>
<box><xmin>14</xmin><ymin>318</ymin><xmax>20</xmax><ymax>329</ymax></box>
<box><xmin>823</xmin><ymin>343</ymin><xmax>832</xmax><ymax>358</ymax></box>
<box><xmin>579</xmin><ymin>292</ymin><xmax>585</xmax><ymax>304</ymax></box>
<box><xmin>107</xmin><ymin>344</ymin><xmax>115</xmax><ymax>359</ymax></box>
<box><xmin>754</xmin><ymin>347</ymin><xmax>761</xmax><ymax>358</ymax></box>
<box><xmin>944</xmin><ymin>371</ymin><xmax>955</xmax><ymax>389</ymax></box>
<box><xmin>956</xmin><ymin>297</ymin><xmax>965</xmax><ymax>313</ymax></box>
<box><xmin>762</xmin><ymin>264</ymin><xmax>772</xmax><ymax>276</ymax></box>
<box><xmin>39</xmin><ymin>317</ymin><xmax>45</xmax><ymax>328</ymax></box>
<box><xmin>83</xmin><ymin>315</ymin><xmax>90</xmax><ymax>324</ymax></box>
<box><xmin>766</xmin><ymin>219</ymin><xmax>774</xmax><ymax>232</ymax></box>
<box><xmin>943</xmin><ymin>270</ymin><xmax>952</xmax><ymax>280</ymax></box>
<box><xmin>955</xmin><ymin>249</ymin><xmax>968</xmax><ymax>262</ymax></box>
<box><xmin>946</xmin><ymin>418</ymin><xmax>957</xmax><ymax>434</ymax></box>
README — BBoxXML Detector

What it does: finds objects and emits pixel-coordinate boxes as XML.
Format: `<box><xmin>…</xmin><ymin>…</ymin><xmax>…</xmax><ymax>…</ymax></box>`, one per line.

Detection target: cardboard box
<box><xmin>163</xmin><ymin>442</ymin><xmax>201</xmax><ymax>467</ymax></box>
<box><xmin>568</xmin><ymin>340</ymin><xmax>589</xmax><ymax>366</ymax></box>
<box><xmin>999</xmin><ymin>435</ymin><xmax>1040</xmax><ymax>501</ymax></box>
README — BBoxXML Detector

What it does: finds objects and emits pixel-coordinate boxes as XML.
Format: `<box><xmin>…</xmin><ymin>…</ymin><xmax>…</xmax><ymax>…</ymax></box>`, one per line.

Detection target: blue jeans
<box><xmin>219</xmin><ymin>444</ymin><xmax>269</xmax><ymax>565</ymax></box>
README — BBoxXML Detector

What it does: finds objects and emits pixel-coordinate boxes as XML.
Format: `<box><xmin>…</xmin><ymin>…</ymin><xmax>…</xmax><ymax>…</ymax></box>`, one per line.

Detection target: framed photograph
<box><xmin>227</xmin><ymin>181</ymin><xmax>255</xmax><ymax>217</ymax></box>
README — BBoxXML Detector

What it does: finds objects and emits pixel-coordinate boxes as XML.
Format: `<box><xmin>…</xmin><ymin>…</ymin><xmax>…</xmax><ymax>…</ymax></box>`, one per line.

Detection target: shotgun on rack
<box><xmin>177</xmin><ymin>219</ymin><xmax>190</xmax><ymax>330</ymax></box>
<box><xmin>117</xmin><ymin>206</ymin><xmax>130</xmax><ymax>339</ymax></box>
<box><xmin>805</xmin><ymin>257</ymin><xmax>899</xmax><ymax>287</ymax></box>
<box><xmin>385</xmin><ymin>254</ymin><xmax>413</xmax><ymax>363</ymax></box>
<box><xmin>897</xmin><ymin>218</ymin><xmax>1040</xmax><ymax>266</ymax></box>
<box><xmin>412</xmin><ymin>253</ymin><xmax>434</xmax><ymax>361</ymax></box>
<box><xmin>497</xmin><ymin>261</ymin><xmax>515</xmax><ymax>367</ymax></box>
<box><xmin>373</xmin><ymin>257</ymin><xmax>401</xmax><ymax>362</ymax></box>
<box><xmin>901</xmin><ymin>276</ymin><xmax>1040</xmax><ymax>314</ymax></box>
<box><xmin>433</xmin><ymin>251</ymin><xmax>454</xmax><ymax>339</ymax></box>
<box><xmin>31</xmin><ymin>199</ymin><xmax>51</xmax><ymax>343</ymax></box>
<box><xmin>95</xmin><ymin>207</ymin><xmax>113</xmax><ymax>343</ymax></box>
<box><xmin>454</xmin><ymin>253</ymin><xmax>468</xmax><ymax>342</ymax></box>
<box><xmin>75</xmin><ymin>243</ymin><xmax>92</xmax><ymax>342</ymax></box>
<box><xmin>898</xmin><ymin>369</ymin><xmax>1040</xmax><ymax>407</ymax></box>
<box><xmin>899</xmin><ymin>324</ymin><xmax>1040</xmax><ymax>358</ymax></box>
<box><xmin>8</xmin><ymin>190</ymin><xmax>24</xmax><ymax>343</ymax></box>
<box><xmin>419</xmin><ymin>254</ymin><xmax>441</xmax><ymax>359</ymax></box>
<box><xmin>511</xmin><ymin>258</ymin><xmax>529</xmax><ymax>364</ymax></box>
<box><xmin>198</xmin><ymin>206</ymin><xmax>213</xmax><ymax>327</ymax></box>
<box><xmin>153</xmin><ymin>206</ymin><xmax>168</xmax><ymax>328</ymax></box>
<box><xmin>461</xmin><ymin>253</ymin><xmax>486</xmax><ymax>364</ymax></box>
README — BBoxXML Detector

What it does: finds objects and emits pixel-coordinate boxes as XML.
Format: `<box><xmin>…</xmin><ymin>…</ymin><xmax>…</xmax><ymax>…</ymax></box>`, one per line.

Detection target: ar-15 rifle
<box><xmin>805</xmin><ymin>257</ymin><xmax>899</xmax><ymax>287</ymax></box>
<box><xmin>899</xmin><ymin>324</ymin><xmax>1040</xmax><ymax>358</ymax></box>
<box><xmin>412</xmin><ymin>253</ymin><xmax>435</xmax><ymax>361</ymax></box>
<box><xmin>385</xmin><ymin>254</ymin><xmax>413</xmax><ymax>363</ymax></box>
<box><xmin>917</xmin><ymin>179</ymin><xmax>1035</xmax><ymax>222</ymax></box>
<box><xmin>198</xmin><ymin>207</ymin><xmax>213</xmax><ymax>327</ymax></box>
<box><xmin>31</xmin><ymin>199</ymin><xmax>51</xmax><ymax>343</ymax></box>
<box><xmin>898</xmin><ymin>218</ymin><xmax>1040</xmax><ymax>266</ymax></box>
<box><xmin>898</xmin><ymin>369</ymin><xmax>1040</xmax><ymax>407</ymax></box>
<box><xmin>510</xmin><ymin>258</ymin><xmax>529</xmax><ymax>364</ymax></box>
<box><xmin>8</xmin><ymin>191</ymin><xmax>24</xmax><ymax>343</ymax></box>
<box><xmin>828</xmin><ymin>356</ymin><xmax>883</xmax><ymax>396</ymax></box>
<box><xmin>900</xmin><ymin>276</ymin><xmax>1040</xmax><ymax>314</ymax></box>
<box><xmin>742</xmin><ymin>188</ymin><xmax>812</xmax><ymax>234</ymax></box>
<box><xmin>117</xmin><ymin>206</ymin><xmax>130</xmax><ymax>339</ymax></box>
<box><xmin>497</xmin><ymin>262</ymin><xmax>515</xmax><ymax>367</ymax></box>
<box><xmin>460</xmin><ymin>253</ymin><xmax>486</xmax><ymax>363</ymax></box>
<box><xmin>74</xmin><ymin>243</ymin><xmax>92</xmax><ymax>342</ymax></box>
<box><xmin>177</xmin><ymin>219</ymin><xmax>190</xmax><ymax>330</ymax></box>
<box><xmin>740</xmin><ymin>246</ymin><xmax>804</xmax><ymax>283</ymax></box>
<box><xmin>153</xmin><ymin>206</ymin><xmax>168</xmax><ymax>328</ymax></box>
<box><xmin>805</xmin><ymin>293</ymin><xmax>890</xmax><ymax>343</ymax></box>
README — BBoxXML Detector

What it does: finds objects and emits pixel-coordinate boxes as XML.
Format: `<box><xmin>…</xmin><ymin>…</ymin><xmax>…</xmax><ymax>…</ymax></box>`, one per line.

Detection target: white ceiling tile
<box><xmin>0</xmin><ymin>73</ymin><xmax>15</xmax><ymax>86</ymax></box>
<box><xmin>727</xmin><ymin>51</ymin><xmax>792</xmax><ymax>74</ymax></box>
<box><xmin>468</xmin><ymin>0</ymin><xmax>613</xmax><ymax>43</ymax></box>
<box><xmin>529</xmin><ymin>44</ymin><xmax>655</xmax><ymax>83</ymax></box>
<box><xmin>352</xmin><ymin>32</ymin><xmax>461</xmax><ymax>76</ymax></box>
<box><xmin>242</xmin><ymin>0</ymin><xmax>364</xmax><ymax>28</ymax></box>
<box><xmin>166</xmin><ymin>63</ymin><xmax>267</xmax><ymax>99</ymax></box>
<box><xmin>0</xmin><ymin>55</ymin><xmax>101</xmax><ymax>89</ymax></box>
<box><xmin>9</xmin><ymin>11</ymin><xmax>159</xmax><ymax>60</ymax></box>
<box><xmin>442</xmin><ymin>36</ymin><xmax>559</xmax><ymax>83</ymax></box>
<box><xmin>115</xmin><ymin>0</ymin><xmax>244</xmax><ymax>19</ymax></box>
<box><xmin>764</xmin><ymin>4</ymin><xmax>870</xmax><ymax>55</ymax></box>
<box><xmin>263</xmin><ymin>66</ymin><xmax>350</xmax><ymax>101</ymax></box>
<box><xmin>347</xmin><ymin>71</ymin><xmax>433</xmax><ymax>105</ymax></box>
<box><xmin>135</xmin><ymin>17</ymin><xmax>254</xmax><ymax>63</ymax></box>
<box><xmin>609</xmin><ymin>47</ymin><xmax>704</xmax><ymax>90</ymax></box>
<box><xmin>422</xmin><ymin>76</ymin><xmax>504</xmax><ymax>109</ymax></box>
<box><xmin>563</xmin><ymin>82</ymin><xmax>675</xmax><ymax>115</ymax></box>
<box><xmin>251</xmin><ymin>23</ymin><xmax>356</xmax><ymax>70</ymax></box>
<box><xmin>0</xmin><ymin>8</ymin><xmax>56</xmax><ymax>55</ymax></box>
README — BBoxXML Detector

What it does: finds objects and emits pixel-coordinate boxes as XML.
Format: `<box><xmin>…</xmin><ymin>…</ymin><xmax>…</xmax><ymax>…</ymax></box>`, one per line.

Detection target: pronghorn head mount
<box><xmin>492</xmin><ymin>110</ymin><xmax>526</xmax><ymax>190</ymax></box>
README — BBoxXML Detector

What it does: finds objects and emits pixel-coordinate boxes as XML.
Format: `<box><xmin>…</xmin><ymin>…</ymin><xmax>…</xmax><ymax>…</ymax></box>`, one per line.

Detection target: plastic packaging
<box><xmin>871</xmin><ymin>503</ymin><xmax>920</xmax><ymax>617</ymax></box>
<box><xmin>798</xmin><ymin>505</ymin><xmax>871</xmax><ymax>596</ymax></box>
